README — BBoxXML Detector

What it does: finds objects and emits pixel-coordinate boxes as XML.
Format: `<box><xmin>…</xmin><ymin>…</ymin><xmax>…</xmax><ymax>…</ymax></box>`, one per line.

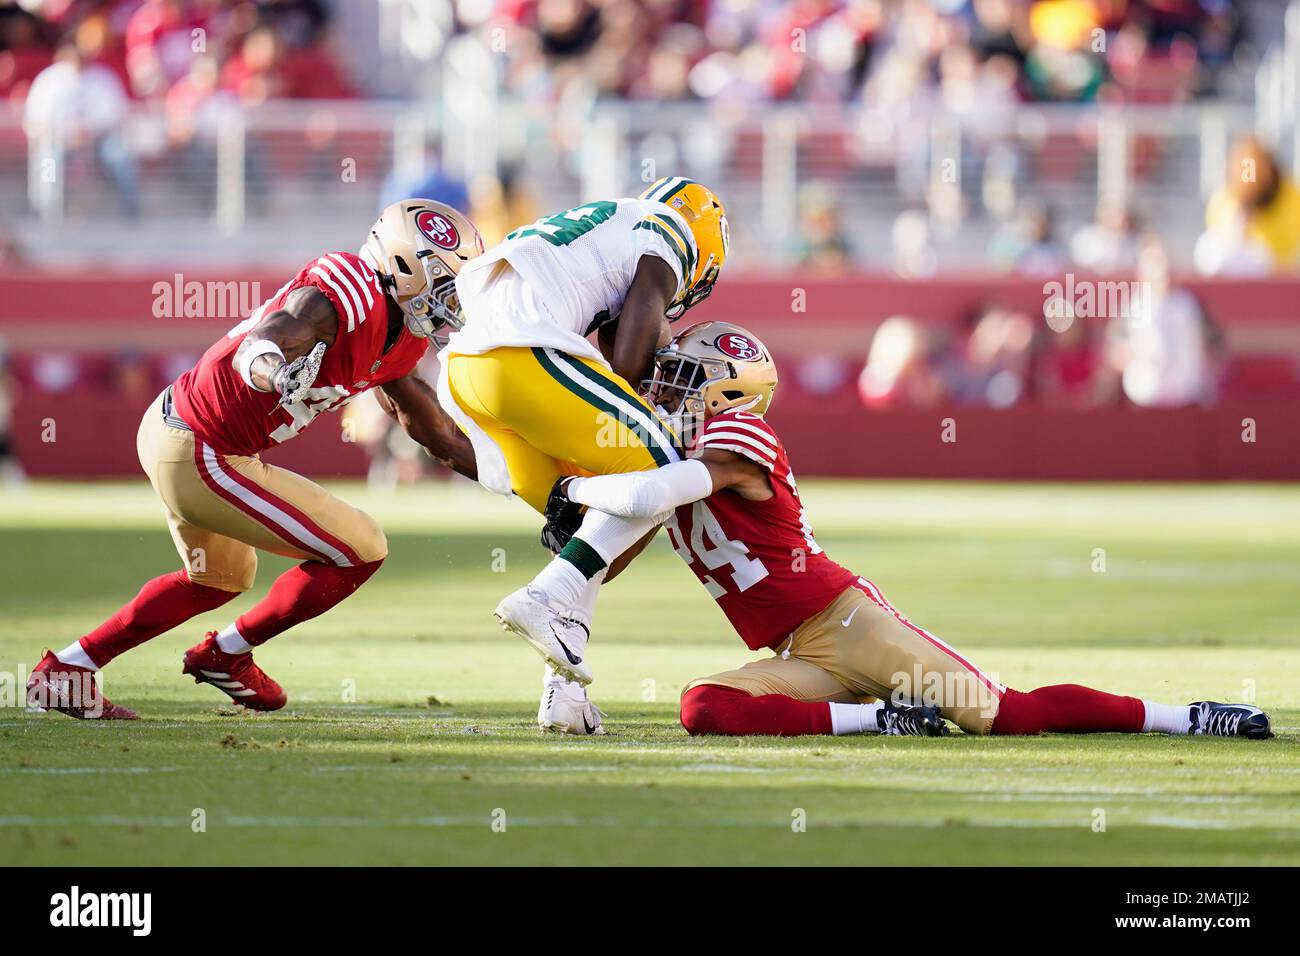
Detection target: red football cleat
<box><xmin>182</xmin><ymin>632</ymin><xmax>287</xmax><ymax>711</ymax></box>
<box><xmin>26</xmin><ymin>650</ymin><xmax>138</xmax><ymax>720</ymax></box>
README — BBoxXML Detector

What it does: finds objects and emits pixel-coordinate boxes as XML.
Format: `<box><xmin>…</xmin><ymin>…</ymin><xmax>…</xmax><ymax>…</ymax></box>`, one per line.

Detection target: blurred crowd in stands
<box><xmin>5</xmin><ymin>0</ymin><xmax>1249</xmax><ymax>108</ymax></box>
<box><xmin>1</xmin><ymin>0</ymin><xmax>354</xmax><ymax>106</ymax></box>
<box><xmin>796</xmin><ymin>132</ymin><xmax>1300</xmax><ymax>275</ymax></box>
<box><xmin>464</xmin><ymin>0</ymin><xmax>1248</xmax><ymax>105</ymax></box>
<box><xmin>858</xmin><ymin>244</ymin><xmax>1226</xmax><ymax>413</ymax></box>
<box><xmin>0</xmin><ymin>0</ymin><xmax>1296</xmax><ymax>472</ymax></box>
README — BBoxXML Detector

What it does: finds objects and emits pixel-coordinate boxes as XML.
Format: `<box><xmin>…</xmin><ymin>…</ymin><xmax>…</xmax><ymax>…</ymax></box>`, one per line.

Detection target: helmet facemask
<box><xmin>394</xmin><ymin>256</ymin><xmax>464</xmax><ymax>346</ymax></box>
<box><xmin>642</xmin><ymin>348</ymin><xmax>725</xmax><ymax>445</ymax></box>
<box><xmin>665</xmin><ymin>258</ymin><xmax>719</xmax><ymax>322</ymax></box>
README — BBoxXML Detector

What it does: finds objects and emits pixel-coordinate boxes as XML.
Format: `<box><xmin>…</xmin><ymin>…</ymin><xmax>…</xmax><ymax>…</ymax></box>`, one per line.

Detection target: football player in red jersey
<box><xmin>27</xmin><ymin>200</ymin><xmax>481</xmax><ymax>719</ymax></box>
<box><xmin>545</xmin><ymin>321</ymin><xmax>1273</xmax><ymax>739</ymax></box>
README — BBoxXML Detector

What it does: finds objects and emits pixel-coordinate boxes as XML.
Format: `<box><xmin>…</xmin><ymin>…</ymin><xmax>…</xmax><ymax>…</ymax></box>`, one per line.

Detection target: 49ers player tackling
<box><xmin>28</xmin><ymin>199</ymin><xmax>480</xmax><ymax>719</ymax></box>
<box><xmin>546</xmin><ymin>321</ymin><xmax>1273</xmax><ymax>740</ymax></box>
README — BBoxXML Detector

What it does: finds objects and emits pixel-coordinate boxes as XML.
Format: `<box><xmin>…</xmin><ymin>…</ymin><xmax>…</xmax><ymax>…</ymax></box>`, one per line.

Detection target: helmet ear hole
<box><xmin>394</xmin><ymin>256</ymin><xmax>413</xmax><ymax>276</ymax></box>
<box><xmin>722</xmin><ymin>390</ymin><xmax>746</xmax><ymax>400</ymax></box>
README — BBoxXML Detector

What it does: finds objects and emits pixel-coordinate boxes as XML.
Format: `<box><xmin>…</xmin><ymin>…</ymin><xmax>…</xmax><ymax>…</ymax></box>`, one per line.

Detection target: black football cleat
<box><xmin>1189</xmin><ymin>701</ymin><xmax>1273</xmax><ymax>739</ymax></box>
<box><xmin>879</xmin><ymin>701</ymin><xmax>949</xmax><ymax>737</ymax></box>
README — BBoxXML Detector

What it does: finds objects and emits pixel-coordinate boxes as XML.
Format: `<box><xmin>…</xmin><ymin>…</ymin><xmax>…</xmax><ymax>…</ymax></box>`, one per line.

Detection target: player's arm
<box><xmin>233</xmin><ymin>286</ymin><xmax>338</xmax><ymax>399</ymax></box>
<box><xmin>378</xmin><ymin>372</ymin><xmax>478</xmax><ymax>481</ymax></box>
<box><xmin>556</xmin><ymin>446</ymin><xmax>771</xmax><ymax>521</ymax></box>
<box><xmin>605</xmin><ymin>255</ymin><xmax>677</xmax><ymax>384</ymax></box>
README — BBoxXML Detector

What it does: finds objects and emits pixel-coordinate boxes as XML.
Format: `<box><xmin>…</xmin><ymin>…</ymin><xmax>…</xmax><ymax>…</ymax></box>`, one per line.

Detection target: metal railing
<box><xmin>0</xmin><ymin>95</ymin><xmax>1280</xmax><ymax>267</ymax></box>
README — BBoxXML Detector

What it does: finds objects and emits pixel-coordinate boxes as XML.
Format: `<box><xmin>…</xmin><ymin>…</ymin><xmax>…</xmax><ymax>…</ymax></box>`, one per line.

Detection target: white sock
<box><xmin>829</xmin><ymin>701</ymin><xmax>885</xmax><ymax>735</ymax></box>
<box><xmin>1141</xmin><ymin>700</ymin><xmax>1191</xmax><ymax>734</ymax></box>
<box><xmin>567</xmin><ymin>573</ymin><xmax>604</xmax><ymax>631</ymax></box>
<box><xmin>532</xmin><ymin>511</ymin><xmax>654</xmax><ymax>610</ymax></box>
<box><xmin>530</xmin><ymin>558</ymin><xmax>589</xmax><ymax>613</ymax></box>
<box><xmin>578</xmin><ymin>510</ymin><xmax>658</xmax><ymax>564</ymax></box>
<box><xmin>54</xmin><ymin>641</ymin><xmax>98</xmax><ymax>671</ymax></box>
<box><xmin>215</xmin><ymin>623</ymin><xmax>253</xmax><ymax>655</ymax></box>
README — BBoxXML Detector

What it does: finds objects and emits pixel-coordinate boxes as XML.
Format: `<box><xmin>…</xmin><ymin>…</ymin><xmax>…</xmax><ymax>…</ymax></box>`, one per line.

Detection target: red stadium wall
<box><xmin>2</xmin><ymin>270</ymin><xmax>1298</xmax><ymax>480</ymax></box>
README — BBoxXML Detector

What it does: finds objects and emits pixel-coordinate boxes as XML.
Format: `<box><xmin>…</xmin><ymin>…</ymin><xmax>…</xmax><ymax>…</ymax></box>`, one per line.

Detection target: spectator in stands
<box><xmin>1108</xmin><ymin>233</ymin><xmax>1218</xmax><ymax>407</ymax></box>
<box><xmin>890</xmin><ymin>209</ymin><xmax>937</xmax><ymax>278</ymax></box>
<box><xmin>166</xmin><ymin>52</ymin><xmax>237</xmax><ymax>205</ymax></box>
<box><xmin>791</xmin><ymin>181</ymin><xmax>852</xmax><ymax>274</ymax></box>
<box><xmin>1070</xmin><ymin>201</ymin><xmax>1142</xmax><ymax>274</ymax></box>
<box><xmin>954</xmin><ymin>305</ymin><xmax>1036</xmax><ymax>408</ymax></box>
<box><xmin>380</xmin><ymin>151</ymin><xmax>470</xmax><ymax>215</ymax></box>
<box><xmin>220</xmin><ymin>24</ymin><xmax>283</xmax><ymax>103</ymax></box>
<box><xmin>24</xmin><ymin>41</ymin><xmax>140</xmax><ymax>216</ymax></box>
<box><xmin>1197</xmin><ymin>135</ymin><xmax>1300</xmax><ymax>275</ymax></box>
<box><xmin>858</xmin><ymin>315</ymin><xmax>951</xmax><ymax>409</ymax></box>
<box><xmin>993</xmin><ymin>201</ymin><xmax>1070</xmax><ymax>275</ymax></box>
<box><xmin>1035</xmin><ymin>297</ymin><xmax>1102</xmax><ymax>409</ymax></box>
<box><xmin>0</xmin><ymin>3</ymin><xmax>53</xmax><ymax>103</ymax></box>
<box><xmin>1021</xmin><ymin>0</ymin><xmax>1106</xmax><ymax>101</ymax></box>
<box><xmin>970</xmin><ymin>0</ymin><xmax>1030</xmax><ymax>70</ymax></box>
<box><xmin>124</xmin><ymin>0</ymin><xmax>202</xmax><ymax>99</ymax></box>
<box><xmin>467</xmin><ymin>168</ymin><xmax>539</xmax><ymax>247</ymax></box>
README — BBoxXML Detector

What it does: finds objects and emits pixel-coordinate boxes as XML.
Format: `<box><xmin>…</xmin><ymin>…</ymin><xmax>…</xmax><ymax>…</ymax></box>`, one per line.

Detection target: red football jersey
<box><xmin>172</xmin><ymin>253</ymin><xmax>427</xmax><ymax>456</ymax></box>
<box><xmin>663</xmin><ymin>410</ymin><xmax>856</xmax><ymax>650</ymax></box>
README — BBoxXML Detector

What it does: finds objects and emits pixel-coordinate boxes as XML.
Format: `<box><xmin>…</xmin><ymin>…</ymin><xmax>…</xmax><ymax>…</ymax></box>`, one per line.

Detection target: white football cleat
<box><xmin>538</xmin><ymin>668</ymin><xmax>605</xmax><ymax>735</ymax></box>
<box><xmin>494</xmin><ymin>586</ymin><xmax>594</xmax><ymax>685</ymax></box>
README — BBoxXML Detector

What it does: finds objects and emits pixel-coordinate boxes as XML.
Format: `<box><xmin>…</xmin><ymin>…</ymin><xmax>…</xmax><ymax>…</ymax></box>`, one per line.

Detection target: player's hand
<box><xmin>541</xmin><ymin>477</ymin><xmax>583</xmax><ymax>554</ymax></box>
<box><xmin>272</xmin><ymin>342</ymin><xmax>327</xmax><ymax>406</ymax></box>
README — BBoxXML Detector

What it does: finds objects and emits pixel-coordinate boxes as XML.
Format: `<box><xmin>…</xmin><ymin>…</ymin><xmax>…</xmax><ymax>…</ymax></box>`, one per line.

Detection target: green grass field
<box><xmin>2</xmin><ymin>479</ymin><xmax>1297</xmax><ymax>866</ymax></box>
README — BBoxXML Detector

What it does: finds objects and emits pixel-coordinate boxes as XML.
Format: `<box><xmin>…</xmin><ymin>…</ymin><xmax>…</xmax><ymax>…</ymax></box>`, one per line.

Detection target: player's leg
<box><xmin>449</xmin><ymin>345</ymin><xmax>676</xmax><ymax>553</ymax></box>
<box><xmin>184</xmin><ymin>445</ymin><xmax>387</xmax><ymax>649</ymax></box>
<box><xmin>792</xmin><ymin>580</ymin><xmax>1008</xmax><ymax>735</ymax></box>
<box><xmin>679</xmin><ymin>657</ymin><xmax>941</xmax><ymax>737</ymax></box>
<box><xmin>161</xmin><ymin>440</ymin><xmax>387</xmax><ymax>709</ymax></box>
<box><xmin>809</xmin><ymin>579</ymin><xmax>1271</xmax><ymax>737</ymax></box>
<box><xmin>29</xmin><ymin>395</ymin><xmax>253</xmax><ymax>719</ymax></box>
<box><xmin>514</xmin><ymin>347</ymin><xmax>679</xmax><ymax>604</ymax></box>
<box><xmin>679</xmin><ymin>659</ymin><xmax>853</xmax><ymax>736</ymax></box>
<box><xmin>448</xmin><ymin>347</ymin><xmax>678</xmax><ymax>681</ymax></box>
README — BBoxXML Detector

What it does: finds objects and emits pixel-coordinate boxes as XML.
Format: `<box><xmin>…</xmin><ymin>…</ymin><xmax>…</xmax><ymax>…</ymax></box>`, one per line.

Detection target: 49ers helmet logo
<box><xmin>715</xmin><ymin>332</ymin><xmax>761</xmax><ymax>361</ymax></box>
<box><xmin>415</xmin><ymin>210</ymin><xmax>460</xmax><ymax>250</ymax></box>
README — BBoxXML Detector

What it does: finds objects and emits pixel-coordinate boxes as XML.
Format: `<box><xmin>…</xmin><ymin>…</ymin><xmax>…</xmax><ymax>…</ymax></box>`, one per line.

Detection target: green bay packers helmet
<box><xmin>361</xmin><ymin>199</ymin><xmax>485</xmax><ymax>341</ymax></box>
<box><xmin>644</xmin><ymin>321</ymin><xmax>778</xmax><ymax>439</ymax></box>
<box><xmin>639</xmin><ymin>177</ymin><xmax>729</xmax><ymax>320</ymax></box>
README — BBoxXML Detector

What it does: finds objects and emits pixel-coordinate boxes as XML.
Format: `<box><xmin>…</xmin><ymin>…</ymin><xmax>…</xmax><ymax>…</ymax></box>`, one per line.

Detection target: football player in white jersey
<box><xmin>433</xmin><ymin>177</ymin><xmax>729</xmax><ymax>731</ymax></box>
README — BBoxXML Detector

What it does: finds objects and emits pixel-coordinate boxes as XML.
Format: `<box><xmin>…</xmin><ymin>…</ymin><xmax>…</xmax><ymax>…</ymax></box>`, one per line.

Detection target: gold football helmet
<box><xmin>638</xmin><ymin>177</ymin><xmax>729</xmax><ymax>319</ymax></box>
<box><xmin>360</xmin><ymin>199</ymin><xmax>485</xmax><ymax>340</ymax></box>
<box><xmin>644</xmin><ymin>321</ymin><xmax>778</xmax><ymax>439</ymax></box>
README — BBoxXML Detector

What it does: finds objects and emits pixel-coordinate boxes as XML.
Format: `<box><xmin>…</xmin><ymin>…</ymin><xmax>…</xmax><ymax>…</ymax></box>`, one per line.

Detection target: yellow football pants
<box><xmin>445</xmin><ymin>346</ymin><xmax>681</xmax><ymax>512</ymax></box>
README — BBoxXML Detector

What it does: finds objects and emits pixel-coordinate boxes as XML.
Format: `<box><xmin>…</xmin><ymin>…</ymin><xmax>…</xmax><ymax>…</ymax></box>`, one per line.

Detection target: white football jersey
<box><xmin>446</xmin><ymin>197</ymin><xmax>696</xmax><ymax>365</ymax></box>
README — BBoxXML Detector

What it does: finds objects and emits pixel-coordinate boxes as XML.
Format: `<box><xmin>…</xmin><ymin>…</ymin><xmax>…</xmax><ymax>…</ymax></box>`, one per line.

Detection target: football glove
<box><xmin>541</xmin><ymin>477</ymin><xmax>583</xmax><ymax>554</ymax></box>
<box><xmin>272</xmin><ymin>341</ymin><xmax>327</xmax><ymax>406</ymax></box>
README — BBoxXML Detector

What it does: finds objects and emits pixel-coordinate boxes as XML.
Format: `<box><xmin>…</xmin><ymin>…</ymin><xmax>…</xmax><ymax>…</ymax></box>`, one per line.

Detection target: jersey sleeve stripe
<box><xmin>632</xmin><ymin>220</ymin><xmax>690</xmax><ymax>279</ymax></box>
<box><xmin>697</xmin><ymin>430</ymin><xmax>777</xmax><ymax>459</ymax></box>
<box><xmin>309</xmin><ymin>266</ymin><xmax>358</xmax><ymax>332</ymax></box>
<box><xmin>706</xmin><ymin>419</ymin><xmax>776</xmax><ymax>445</ymax></box>
<box><xmin>696</xmin><ymin>441</ymin><xmax>776</xmax><ymax>471</ymax></box>
<box><xmin>326</xmin><ymin>254</ymin><xmax>376</xmax><ymax>310</ymax></box>
<box><xmin>317</xmin><ymin>258</ymin><xmax>368</xmax><ymax>324</ymax></box>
